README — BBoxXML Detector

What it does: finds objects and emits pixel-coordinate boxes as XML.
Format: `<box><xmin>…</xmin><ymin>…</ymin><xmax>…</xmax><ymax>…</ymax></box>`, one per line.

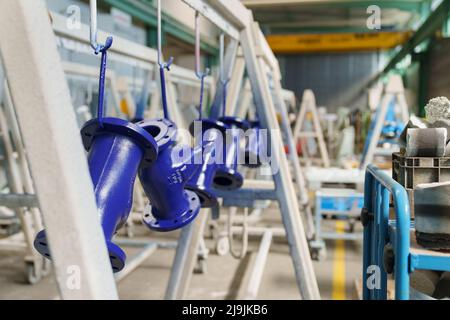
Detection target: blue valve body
<box><xmin>34</xmin><ymin>118</ymin><xmax>158</xmax><ymax>273</ymax></box>
<box><xmin>138</xmin><ymin>118</ymin><xmax>201</xmax><ymax>232</ymax></box>
<box><xmin>213</xmin><ymin>116</ymin><xmax>251</xmax><ymax>190</ymax></box>
<box><xmin>186</xmin><ymin>119</ymin><xmax>228</xmax><ymax>208</ymax></box>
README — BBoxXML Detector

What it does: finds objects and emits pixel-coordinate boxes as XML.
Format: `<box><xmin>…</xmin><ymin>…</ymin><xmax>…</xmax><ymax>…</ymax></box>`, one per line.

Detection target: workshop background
<box><xmin>0</xmin><ymin>0</ymin><xmax>449</xmax><ymax>301</ymax></box>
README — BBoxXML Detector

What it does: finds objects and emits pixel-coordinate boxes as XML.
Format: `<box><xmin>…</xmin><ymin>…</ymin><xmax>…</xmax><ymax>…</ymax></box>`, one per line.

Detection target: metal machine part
<box><xmin>186</xmin><ymin>119</ymin><xmax>229</xmax><ymax>208</ymax></box>
<box><xmin>35</xmin><ymin>117</ymin><xmax>158</xmax><ymax>272</ymax></box>
<box><xmin>213</xmin><ymin>116</ymin><xmax>250</xmax><ymax>190</ymax></box>
<box><xmin>138</xmin><ymin>118</ymin><xmax>201</xmax><ymax>232</ymax></box>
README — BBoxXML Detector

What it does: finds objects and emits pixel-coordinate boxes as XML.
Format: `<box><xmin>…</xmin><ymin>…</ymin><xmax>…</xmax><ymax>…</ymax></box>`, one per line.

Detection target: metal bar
<box><xmin>207</xmin><ymin>0</ymin><xmax>250</xmax><ymax>29</ymax></box>
<box><xmin>102</xmin><ymin>0</ymin><xmax>218</xmax><ymax>55</ymax></box>
<box><xmin>114</xmin><ymin>238</ymin><xmax>178</xmax><ymax>249</ymax></box>
<box><xmin>320</xmin><ymin>233</ymin><xmax>363</xmax><ymax>240</ymax></box>
<box><xmin>89</xmin><ymin>0</ymin><xmax>99</xmax><ymax>51</ymax></box>
<box><xmin>0</xmin><ymin>0</ymin><xmax>117</xmax><ymax>299</ymax></box>
<box><xmin>182</xmin><ymin>0</ymin><xmax>240</xmax><ymax>40</ymax></box>
<box><xmin>362</xmin><ymin>171</ymin><xmax>373</xmax><ymax>300</ymax></box>
<box><xmin>242</xmin><ymin>230</ymin><xmax>273</xmax><ymax>300</ymax></box>
<box><xmin>379</xmin><ymin>188</ymin><xmax>389</xmax><ymax>300</ymax></box>
<box><xmin>235</xmin><ymin>80</ymin><xmax>252</xmax><ymax>118</ymax></box>
<box><xmin>210</xmin><ymin>40</ymin><xmax>239</xmax><ymax>119</ymax></box>
<box><xmin>315</xmin><ymin>194</ymin><xmax>322</xmax><ymax>242</ymax></box>
<box><xmin>3</xmin><ymin>80</ymin><xmax>45</xmax><ymax>236</ymax></box>
<box><xmin>225</xmin><ymin>51</ymin><xmax>246</xmax><ymax>117</ymax></box>
<box><xmin>165</xmin><ymin>210</ymin><xmax>208</xmax><ymax>299</ymax></box>
<box><xmin>194</xmin><ymin>11</ymin><xmax>210</xmax><ymax>120</ymax></box>
<box><xmin>231</xmin><ymin>226</ymin><xmax>285</xmax><ymax>237</ymax></box>
<box><xmin>360</xmin><ymin>93</ymin><xmax>392</xmax><ymax>169</ymax></box>
<box><xmin>215</xmin><ymin>188</ymin><xmax>278</xmax><ymax>201</ymax></box>
<box><xmin>377</xmin><ymin>0</ymin><xmax>450</xmax><ymax>77</ymax></box>
<box><xmin>0</xmin><ymin>194</ymin><xmax>38</xmax><ymax>208</ymax></box>
<box><xmin>156</xmin><ymin>0</ymin><xmax>172</xmax><ymax>120</ymax></box>
<box><xmin>271</xmin><ymin>68</ymin><xmax>315</xmax><ymax>239</ymax></box>
<box><xmin>157</xmin><ymin>0</ymin><xmax>163</xmax><ymax>66</ymax></box>
<box><xmin>241</xmin><ymin>0</ymin><xmax>425</xmax><ymax>11</ymax></box>
<box><xmin>0</xmin><ymin>108</ymin><xmax>35</xmax><ymax>254</ymax></box>
<box><xmin>114</xmin><ymin>243</ymin><xmax>157</xmax><ymax>282</ymax></box>
<box><xmin>366</xmin><ymin>165</ymin><xmax>411</xmax><ymax>300</ymax></box>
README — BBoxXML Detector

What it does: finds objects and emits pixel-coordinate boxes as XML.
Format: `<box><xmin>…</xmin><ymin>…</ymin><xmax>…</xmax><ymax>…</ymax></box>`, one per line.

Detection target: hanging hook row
<box><xmin>195</xmin><ymin>11</ymin><xmax>210</xmax><ymax>120</ymax></box>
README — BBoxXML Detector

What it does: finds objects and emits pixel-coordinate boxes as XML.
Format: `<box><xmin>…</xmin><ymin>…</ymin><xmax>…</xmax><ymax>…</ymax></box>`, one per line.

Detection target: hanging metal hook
<box><xmin>219</xmin><ymin>33</ymin><xmax>230</xmax><ymax>117</ymax></box>
<box><xmin>89</xmin><ymin>0</ymin><xmax>113</xmax><ymax>126</ymax></box>
<box><xmin>96</xmin><ymin>36</ymin><xmax>113</xmax><ymax>126</ymax></box>
<box><xmin>195</xmin><ymin>11</ymin><xmax>210</xmax><ymax>120</ymax></box>
<box><xmin>157</xmin><ymin>0</ymin><xmax>173</xmax><ymax>120</ymax></box>
<box><xmin>90</xmin><ymin>0</ymin><xmax>112</xmax><ymax>54</ymax></box>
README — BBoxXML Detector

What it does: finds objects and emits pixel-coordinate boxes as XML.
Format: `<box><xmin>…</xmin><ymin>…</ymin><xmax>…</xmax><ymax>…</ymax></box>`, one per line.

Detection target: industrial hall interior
<box><xmin>1</xmin><ymin>0</ymin><xmax>450</xmax><ymax>302</ymax></box>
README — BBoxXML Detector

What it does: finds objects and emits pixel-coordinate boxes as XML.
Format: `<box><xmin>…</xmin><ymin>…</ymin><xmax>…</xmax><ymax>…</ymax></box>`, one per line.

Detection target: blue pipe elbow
<box><xmin>186</xmin><ymin>119</ymin><xmax>228</xmax><ymax>208</ymax></box>
<box><xmin>213</xmin><ymin>116</ymin><xmax>250</xmax><ymax>190</ymax></box>
<box><xmin>34</xmin><ymin>117</ymin><xmax>158</xmax><ymax>273</ymax></box>
<box><xmin>137</xmin><ymin>118</ymin><xmax>201</xmax><ymax>232</ymax></box>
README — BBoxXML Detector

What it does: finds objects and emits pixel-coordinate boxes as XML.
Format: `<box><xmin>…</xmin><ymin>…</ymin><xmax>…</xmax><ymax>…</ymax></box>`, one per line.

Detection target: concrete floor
<box><xmin>0</xmin><ymin>206</ymin><xmax>363</xmax><ymax>300</ymax></box>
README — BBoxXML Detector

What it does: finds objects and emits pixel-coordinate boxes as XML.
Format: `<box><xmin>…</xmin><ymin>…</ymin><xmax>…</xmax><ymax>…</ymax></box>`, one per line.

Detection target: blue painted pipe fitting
<box><xmin>244</xmin><ymin>121</ymin><xmax>266</xmax><ymax>168</ymax></box>
<box><xmin>137</xmin><ymin>118</ymin><xmax>201</xmax><ymax>232</ymax></box>
<box><xmin>213</xmin><ymin>116</ymin><xmax>251</xmax><ymax>190</ymax></box>
<box><xmin>34</xmin><ymin>117</ymin><xmax>158</xmax><ymax>272</ymax></box>
<box><xmin>186</xmin><ymin>119</ymin><xmax>229</xmax><ymax>208</ymax></box>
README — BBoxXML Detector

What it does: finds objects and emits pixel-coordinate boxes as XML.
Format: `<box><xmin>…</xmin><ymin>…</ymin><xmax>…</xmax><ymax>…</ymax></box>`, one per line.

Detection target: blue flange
<box><xmin>137</xmin><ymin>118</ymin><xmax>201</xmax><ymax>232</ymax></box>
<box><xmin>81</xmin><ymin>117</ymin><xmax>158</xmax><ymax>167</ymax></box>
<box><xmin>186</xmin><ymin>119</ymin><xmax>228</xmax><ymax>208</ymax></box>
<box><xmin>34</xmin><ymin>117</ymin><xmax>158</xmax><ymax>273</ymax></box>
<box><xmin>213</xmin><ymin>116</ymin><xmax>251</xmax><ymax>190</ymax></box>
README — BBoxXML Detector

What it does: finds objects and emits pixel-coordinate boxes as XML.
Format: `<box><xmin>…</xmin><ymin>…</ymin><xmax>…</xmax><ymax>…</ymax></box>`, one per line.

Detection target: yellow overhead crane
<box><xmin>266</xmin><ymin>31</ymin><xmax>411</xmax><ymax>54</ymax></box>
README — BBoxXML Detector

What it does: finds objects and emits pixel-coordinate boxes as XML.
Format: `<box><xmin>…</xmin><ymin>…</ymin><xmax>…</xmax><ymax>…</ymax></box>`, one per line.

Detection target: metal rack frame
<box><xmin>0</xmin><ymin>0</ymin><xmax>319</xmax><ymax>300</ymax></box>
<box><xmin>165</xmin><ymin>0</ymin><xmax>320</xmax><ymax>300</ymax></box>
<box><xmin>362</xmin><ymin>164</ymin><xmax>450</xmax><ymax>300</ymax></box>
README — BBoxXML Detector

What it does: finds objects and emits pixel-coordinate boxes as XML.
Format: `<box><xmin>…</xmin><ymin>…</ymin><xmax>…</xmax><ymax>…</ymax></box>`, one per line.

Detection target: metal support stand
<box><xmin>0</xmin><ymin>92</ymin><xmax>49</xmax><ymax>283</ymax></box>
<box><xmin>293</xmin><ymin>89</ymin><xmax>330</xmax><ymax>168</ymax></box>
<box><xmin>241</xmin><ymin>22</ymin><xmax>320</xmax><ymax>299</ymax></box>
<box><xmin>270</xmin><ymin>68</ymin><xmax>315</xmax><ymax>240</ymax></box>
<box><xmin>167</xmin><ymin>1</ymin><xmax>320</xmax><ymax>300</ymax></box>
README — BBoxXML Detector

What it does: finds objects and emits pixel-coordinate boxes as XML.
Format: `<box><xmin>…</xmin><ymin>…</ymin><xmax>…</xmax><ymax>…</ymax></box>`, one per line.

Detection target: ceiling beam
<box><xmin>381</xmin><ymin>0</ymin><xmax>450</xmax><ymax>75</ymax></box>
<box><xmin>262</xmin><ymin>26</ymin><xmax>395</xmax><ymax>34</ymax></box>
<box><xmin>266</xmin><ymin>31</ymin><xmax>411</xmax><ymax>53</ymax></box>
<box><xmin>242</xmin><ymin>0</ymin><xmax>427</xmax><ymax>12</ymax></box>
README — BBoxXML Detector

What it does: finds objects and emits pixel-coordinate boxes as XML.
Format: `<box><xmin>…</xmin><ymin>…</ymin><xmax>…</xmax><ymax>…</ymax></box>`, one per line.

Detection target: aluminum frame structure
<box><xmin>166</xmin><ymin>0</ymin><xmax>320</xmax><ymax>300</ymax></box>
<box><xmin>293</xmin><ymin>89</ymin><xmax>331</xmax><ymax>168</ymax></box>
<box><xmin>0</xmin><ymin>79</ymin><xmax>50</xmax><ymax>284</ymax></box>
